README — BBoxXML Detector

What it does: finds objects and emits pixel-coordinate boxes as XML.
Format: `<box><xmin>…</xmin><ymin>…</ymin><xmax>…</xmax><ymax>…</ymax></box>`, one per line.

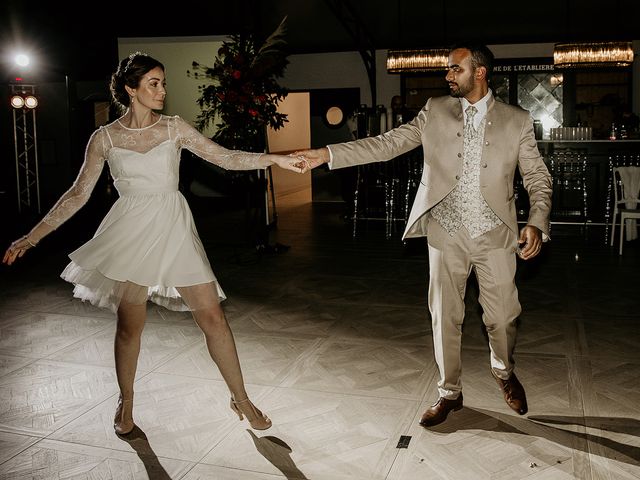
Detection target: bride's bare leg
<box><xmin>113</xmin><ymin>299</ymin><xmax>146</xmax><ymax>434</ymax></box>
<box><xmin>179</xmin><ymin>286</ymin><xmax>271</xmax><ymax>430</ymax></box>
<box><xmin>190</xmin><ymin>302</ymin><xmax>248</xmax><ymax>396</ymax></box>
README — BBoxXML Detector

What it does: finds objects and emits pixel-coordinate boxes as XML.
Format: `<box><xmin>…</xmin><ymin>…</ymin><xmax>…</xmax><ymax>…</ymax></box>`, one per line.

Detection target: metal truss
<box><xmin>11</xmin><ymin>84</ymin><xmax>40</xmax><ymax>213</ymax></box>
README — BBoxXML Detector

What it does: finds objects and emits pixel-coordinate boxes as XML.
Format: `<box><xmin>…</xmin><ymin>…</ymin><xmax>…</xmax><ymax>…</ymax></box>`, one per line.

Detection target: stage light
<box><xmin>14</xmin><ymin>54</ymin><xmax>30</xmax><ymax>67</ymax></box>
<box><xmin>10</xmin><ymin>94</ymin><xmax>38</xmax><ymax>109</ymax></box>
<box><xmin>10</xmin><ymin>95</ymin><xmax>25</xmax><ymax>109</ymax></box>
<box><xmin>24</xmin><ymin>95</ymin><xmax>38</xmax><ymax>108</ymax></box>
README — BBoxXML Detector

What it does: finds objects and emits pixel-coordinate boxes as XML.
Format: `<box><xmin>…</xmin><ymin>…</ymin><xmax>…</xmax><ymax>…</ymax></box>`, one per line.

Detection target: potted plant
<box><xmin>188</xmin><ymin>16</ymin><xmax>289</xmax><ymax>154</ymax></box>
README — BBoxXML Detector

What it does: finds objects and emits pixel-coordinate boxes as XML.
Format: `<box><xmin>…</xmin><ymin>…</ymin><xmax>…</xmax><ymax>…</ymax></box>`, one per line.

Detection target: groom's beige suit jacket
<box><xmin>328</xmin><ymin>95</ymin><xmax>552</xmax><ymax>240</ymax></box>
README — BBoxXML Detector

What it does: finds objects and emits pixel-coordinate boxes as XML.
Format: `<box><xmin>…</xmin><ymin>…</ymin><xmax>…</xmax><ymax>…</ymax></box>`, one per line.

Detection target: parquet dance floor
<box><xmin>1</xmin><ymin>191</ymin><xmax>638</xmax><ymax>479</ymax></box>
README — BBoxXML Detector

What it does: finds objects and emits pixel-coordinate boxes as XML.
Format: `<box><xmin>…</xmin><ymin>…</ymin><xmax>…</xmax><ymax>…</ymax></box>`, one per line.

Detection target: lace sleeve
<box><xmin>173</xmin><ymin>116</ymin><xmax>272</xmax><ymax>170</ymax></box>
<box><xmin>41</xmin><ymin>128</ymin><xmax>108</xmax><ymax>229</ymax></box>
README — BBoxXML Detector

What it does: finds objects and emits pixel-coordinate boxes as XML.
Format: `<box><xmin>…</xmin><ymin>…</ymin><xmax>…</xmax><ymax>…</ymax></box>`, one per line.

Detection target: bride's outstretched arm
<box><xmin>174</xmin><ymin>116</ymin><xmax>303</xmax><ymax>172</ymax></box>
<box><xmin>3</xmin><ymin>128</ymin><xmax>108</xmax><ymax>265</ymax></box>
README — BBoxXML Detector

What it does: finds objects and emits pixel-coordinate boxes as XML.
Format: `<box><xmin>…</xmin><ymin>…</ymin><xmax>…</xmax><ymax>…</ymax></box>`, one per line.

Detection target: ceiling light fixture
<box><xmin>386</xmin><ymin>49</ymin><xmax>449</xmax><ymax>73</ymax></box>
<box><xmin>553</xmin><ymin>41</ymin><xmax>634</xmax><ymax>69</ymax></box>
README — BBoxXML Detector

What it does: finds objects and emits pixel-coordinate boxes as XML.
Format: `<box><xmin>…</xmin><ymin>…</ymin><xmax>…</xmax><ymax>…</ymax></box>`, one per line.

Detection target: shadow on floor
<box><xmin>117</xmin><ymin>427</ymin><xmax>172</xmax><ymax>479</ymax></box>
<box><xmin>426</xmin><ymin>407</ymin><xmax>640</xmax><ymax>467</ymax></box>
<box><xmin>248</xmin><ymin>430</ymin><xmax>309</xmax><ymax>479</ymax></box>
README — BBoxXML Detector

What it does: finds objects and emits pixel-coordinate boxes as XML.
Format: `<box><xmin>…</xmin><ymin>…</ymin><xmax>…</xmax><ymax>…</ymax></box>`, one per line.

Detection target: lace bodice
<box><xmin>42</xmin><ymin>115</ymin><xmax>271</xmax><ymax>228</ymax></box>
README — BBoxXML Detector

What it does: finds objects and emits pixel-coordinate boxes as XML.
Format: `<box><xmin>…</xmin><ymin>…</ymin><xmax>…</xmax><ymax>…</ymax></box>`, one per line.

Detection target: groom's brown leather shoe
<box><xmin>419</xmin><ymin>394</ymin><xmax>463</xmax><ymax>427</ymax></box>
<box><xmin>491</xmin><ymin>370</ymin><xmax>528</xmax><ymax>415</ymax></box>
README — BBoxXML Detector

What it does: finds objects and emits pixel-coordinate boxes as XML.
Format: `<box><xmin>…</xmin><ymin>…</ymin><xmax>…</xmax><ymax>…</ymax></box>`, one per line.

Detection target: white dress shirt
<box><xmin>461</xmin><ymin>89</ymin><xmax>492</xmax><ymax>131</ymax></box>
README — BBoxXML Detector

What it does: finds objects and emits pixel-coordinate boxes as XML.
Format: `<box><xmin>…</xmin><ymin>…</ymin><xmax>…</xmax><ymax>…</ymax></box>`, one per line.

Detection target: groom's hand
<box><xmin>291</xmin><ymin>148</ymin><xmax>330</xmax><ymax>173</ymax></box>
<box><xmin>517</xmin><ymin>225</ymin><xmax>542</xmax><ymax>260</ymax></box>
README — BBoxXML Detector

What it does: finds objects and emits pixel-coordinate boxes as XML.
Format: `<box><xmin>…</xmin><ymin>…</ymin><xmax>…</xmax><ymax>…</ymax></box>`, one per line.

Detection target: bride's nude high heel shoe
<box><xmin>230</xmin><ymin>397</ymin><xmax>272</xmax><ymax>430</ymax></box>
<box><xmin>114</xmin><ymin>395</ymin><xmax>135</xmax><ymax>435</ymax></box>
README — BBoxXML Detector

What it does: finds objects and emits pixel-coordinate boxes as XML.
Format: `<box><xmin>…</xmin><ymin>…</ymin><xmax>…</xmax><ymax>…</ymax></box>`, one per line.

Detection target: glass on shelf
<box><xmin>549</xmin><ymin>126</ymin><xmax>592</xmax><ymax>141</ymax></box>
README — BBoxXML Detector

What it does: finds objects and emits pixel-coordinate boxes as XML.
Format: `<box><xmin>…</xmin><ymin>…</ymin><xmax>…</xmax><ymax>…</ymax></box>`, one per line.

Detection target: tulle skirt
<box><xmin>60</xmin><ymin>190</ymin><xmax>226</xmax><ymax>313</ymax></box>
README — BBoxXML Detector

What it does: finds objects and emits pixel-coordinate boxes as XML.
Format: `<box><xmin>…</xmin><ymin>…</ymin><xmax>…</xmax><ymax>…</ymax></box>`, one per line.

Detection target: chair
<box><xmin>548</xmin><ymin>149</ymin><xmax>589</xmax><ymax>222</ymax></box>
<box><xmin>609</xmin><ymin>166</ymin><xmax>640</xmax><ymax>254</ymax></box>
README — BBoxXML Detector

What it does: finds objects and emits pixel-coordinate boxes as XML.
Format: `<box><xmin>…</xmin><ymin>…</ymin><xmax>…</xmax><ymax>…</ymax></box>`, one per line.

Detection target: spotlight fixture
<box><xmin>386</xmin><ymin>49</ymin><xmax>449</xmax><ymax>73</ymax></box>
<box><xmin>24</xmin><ymin>95</ymin><xmax>38</xmax><ymax>108</ymax></box>
<box><xmin>10</xmin><ymin>94</ymin><xmax>38</xmax><ymax>109</ymax></box>
<box><xmin>10</xmin><ymin>95</ymin><xmax>25</xmax><ymax>109</ymax></box>
<box><xmin>553</xmin><ymin>41</ymin><xmax>634</xmax><ymax>68</ymax></box>
<box><xmin>14</xmin><ymin>54</ymin><xmax>30</xmax><ymax>68</ymax></box>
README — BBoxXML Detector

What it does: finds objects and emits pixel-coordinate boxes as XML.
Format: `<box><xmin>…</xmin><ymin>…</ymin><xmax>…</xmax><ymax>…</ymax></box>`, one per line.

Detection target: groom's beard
<box><xmin>448</xmin><ymin>76</ymin><xmax>474</xmax><ymax>98</ymax></box>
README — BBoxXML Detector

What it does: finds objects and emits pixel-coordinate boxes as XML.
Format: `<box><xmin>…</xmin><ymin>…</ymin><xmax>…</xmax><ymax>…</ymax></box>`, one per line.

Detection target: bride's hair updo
<box><xmin>110</xmin><ymin>52</ymin><xmax>165</xmax><ymax>113</ymax></box>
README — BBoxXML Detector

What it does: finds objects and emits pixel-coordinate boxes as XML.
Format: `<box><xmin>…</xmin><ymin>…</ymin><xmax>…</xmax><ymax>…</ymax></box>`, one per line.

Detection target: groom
<box><xmin>295</xmin><ymin>43</ymin><xmax>552</xmax><ymax>426</ymax></box>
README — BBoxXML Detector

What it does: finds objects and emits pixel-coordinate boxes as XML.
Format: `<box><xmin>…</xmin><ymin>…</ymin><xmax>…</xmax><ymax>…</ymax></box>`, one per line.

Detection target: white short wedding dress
<box><xmin>41</xmin><ymin>114</ymin><xmax>270</xmax><ymax>313</ymax></box>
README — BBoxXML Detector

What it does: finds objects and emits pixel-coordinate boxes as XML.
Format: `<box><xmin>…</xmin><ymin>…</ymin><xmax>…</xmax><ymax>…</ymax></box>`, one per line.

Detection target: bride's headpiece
<box><xmin>123</xmin><ymin>51</ymin><xmax>149</xmax><ymax>73</ymax></box>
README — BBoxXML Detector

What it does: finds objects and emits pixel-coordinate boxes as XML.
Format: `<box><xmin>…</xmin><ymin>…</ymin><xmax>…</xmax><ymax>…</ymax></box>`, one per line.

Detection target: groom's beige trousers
<box><xmin>426</xmin><ymin>218</ymin><xmax>521</xmax><ymax>399</ymax></box>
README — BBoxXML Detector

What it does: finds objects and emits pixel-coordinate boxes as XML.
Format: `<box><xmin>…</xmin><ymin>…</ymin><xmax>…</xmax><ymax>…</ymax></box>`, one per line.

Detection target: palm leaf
<box><xmin>250</xmin><ymin>16</ymin><xmax>288</xmax><ymax>72</ymax></box>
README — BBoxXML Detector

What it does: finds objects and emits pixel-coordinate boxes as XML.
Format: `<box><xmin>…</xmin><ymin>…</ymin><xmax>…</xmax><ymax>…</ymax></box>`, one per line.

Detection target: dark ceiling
<box><xmin>1</xmin><ymin>0</ymin><xmax>639</xmax><ymax>82</ymax></box>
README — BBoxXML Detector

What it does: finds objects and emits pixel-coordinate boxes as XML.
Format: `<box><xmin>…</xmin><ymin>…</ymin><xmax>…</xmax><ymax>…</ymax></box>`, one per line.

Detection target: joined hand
<box><xmin>289</xmin><ymin>148</ymin><xmax>330</xmax><ymax>173</ymax></box>
<box><xmin>269</xmin><ymin>154</ymin><xmax>311</xmax><ymax>174</ymax></box>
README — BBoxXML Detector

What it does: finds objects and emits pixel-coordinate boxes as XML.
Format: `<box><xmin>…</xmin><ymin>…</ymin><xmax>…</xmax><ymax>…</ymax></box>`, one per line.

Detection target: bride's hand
<box><xmin>3</xmin><ymin>236</ymin><xmax>37</xmax><ymax>266</ymax></box>
<box><xmin>269</xmin><ymin>154</ymin><xmax>310</xmax><ymax>173</ymax></box>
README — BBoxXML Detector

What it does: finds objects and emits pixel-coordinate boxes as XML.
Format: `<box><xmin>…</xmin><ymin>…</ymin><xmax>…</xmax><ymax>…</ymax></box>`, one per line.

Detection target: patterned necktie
<box><xmin>465</xmin><ymin>105</ymin><xmax>478</xmax><ymax>137</ymax></box>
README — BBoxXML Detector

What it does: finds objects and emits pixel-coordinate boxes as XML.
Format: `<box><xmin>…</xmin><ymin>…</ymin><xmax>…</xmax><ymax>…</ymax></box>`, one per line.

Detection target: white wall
<box><xmin>280</xmin><ymin>50</ymin><xmax>401</xmax><ymax>110</ymax></box>
<box><xmin>118</xmin><ymin>36</ymin><xmax>227</xmax><ymax>137</ymax></box>
<box><xmin>281</xmin><ymin>50</ymin><xmax>369</xmax><ymax>102</ymax></box>
<box><xmin>489</xmin><ymin>43</ymin><xmax>555</xmax><ymax>58</ymax></box>
<box><xmin>375</xmin><ymin>49</ymin><xmax>402</xmax><ymax>109</ymax></box>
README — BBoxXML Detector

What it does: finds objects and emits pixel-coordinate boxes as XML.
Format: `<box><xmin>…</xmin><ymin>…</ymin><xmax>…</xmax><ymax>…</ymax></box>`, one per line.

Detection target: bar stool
<box><xmin>548</xmin><ymin>149</ymin><xmax>588</xmax><ymax>221</ymax></box>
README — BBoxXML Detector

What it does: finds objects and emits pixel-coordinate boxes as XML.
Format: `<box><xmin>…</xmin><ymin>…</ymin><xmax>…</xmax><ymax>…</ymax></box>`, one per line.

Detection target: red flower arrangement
<box><xmin>188</xmin><ymin>17</ymin><xmax>289</xmax><ymax>154</ymax></box>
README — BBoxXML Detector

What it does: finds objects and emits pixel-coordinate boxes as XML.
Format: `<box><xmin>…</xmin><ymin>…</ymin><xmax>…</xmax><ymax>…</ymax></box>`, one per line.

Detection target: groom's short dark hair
<box><xmin>449</xmin><ymin>43</ymin><xmax>495</xmax><ymax>79</ymax></box>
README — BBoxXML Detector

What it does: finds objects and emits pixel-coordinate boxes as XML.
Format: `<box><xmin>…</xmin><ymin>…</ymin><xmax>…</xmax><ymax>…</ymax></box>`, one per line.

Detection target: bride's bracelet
<box><xmin>23</xmin><ymin>236</ymin><xmax>38</xmax><ymax>248</ymax></box>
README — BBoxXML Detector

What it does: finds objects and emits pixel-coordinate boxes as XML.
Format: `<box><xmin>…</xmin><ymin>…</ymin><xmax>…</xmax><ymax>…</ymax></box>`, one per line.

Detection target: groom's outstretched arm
<box><xmin>295</xmin><ymin>98</ymin><xmax>432</xmax><ymax>173</ymax></box>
